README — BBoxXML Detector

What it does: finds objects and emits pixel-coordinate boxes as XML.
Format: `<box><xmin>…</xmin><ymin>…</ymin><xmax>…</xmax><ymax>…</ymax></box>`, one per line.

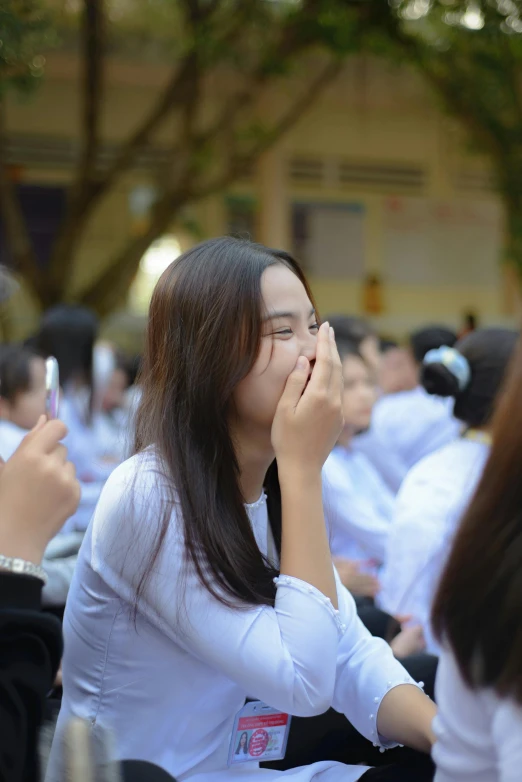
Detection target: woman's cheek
<box><xmin>272</xmin><ymin>339</ymin><xmax>300</xmax><ymax>376</ymax></box>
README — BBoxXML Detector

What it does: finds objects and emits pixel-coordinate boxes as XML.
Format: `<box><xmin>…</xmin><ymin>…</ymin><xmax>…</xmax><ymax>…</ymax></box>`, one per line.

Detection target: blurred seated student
<box><xmin>92</xmin><ymin>343</ymin><xmax>132</xmax><ymax>465</ymax></box>
<box><xmin>430</xmin><ymin>334</ymin><xmax>522</xmax><ymax>782</ymax></box>
<box><xmin>377</xmin><ymin>340</ymin><xmax>418</xmax><ymax>396</ymax></box>
<box><xmin>0</xmin><ymin>345</ymin><xmax>47</xmax><ymax>459</ymax></box>
<box><xmin>370</xmin><ymin>326</ymin><xmax>461</xmax><ymax>476</ymax></box>
<box><xmin>35</xmin><ymin>305</ymin><xmax>114</xmax><ymax>478</ymax></box>
<box><xmin>322</xmin><ymin>340</ymin><xmax>426</xmax><ymax>661</ymax></box>
<box><xmin>379</xmin><ymin>328</ymin><xmax>518</xmax><ymax>655</ymax></box>
<box><xmin>0</xmin><ymin>345</ymin><xmax>84</xmax><ymax>607</ymax></box>
<box><xmin>355</xmin><ymin>340</ymin><xmax>419</xmax><ymax>493</ymax></box>
<box><xmin>323</xmin><ymin>340</ymin><xmax>394</xmax><ymax>581</ymax></box>
<box><xmin>326</xmin><ymin>317</ymin><xmax>406</xmax><ymax>493</ymax></box>
<box><xmin>34</xmin><ymin>306</ymin><xmax>116</xmax><ymax>531</ymax></box>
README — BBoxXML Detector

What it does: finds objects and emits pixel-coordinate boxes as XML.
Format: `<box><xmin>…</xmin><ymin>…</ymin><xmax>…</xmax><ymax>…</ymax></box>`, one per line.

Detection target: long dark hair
<box><xmin>133</xmin><ymin>237</ymin><xmax>316</xmax><ymax>610</ymax></box>
<box><xmin>35</xmin><ymin>304</ymin><xmax>99</xmax><ymax>423</ymax></box>
<box><xmin>421</xmin><ymin>328</ymin><xmax>518</xmax><ymax>427</ymax></box>
<box><xmin>432</xmin><ymin>333</ymin><xmax>522</xmax><ymax>704</ymax></box>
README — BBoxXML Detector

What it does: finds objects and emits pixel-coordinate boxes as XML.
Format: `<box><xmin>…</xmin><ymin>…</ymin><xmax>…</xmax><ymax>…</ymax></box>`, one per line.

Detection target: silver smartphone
<box><xmin>45</xmin><ymin>356</ymin><xmax>60</xmax><ymax>419</ymax></box>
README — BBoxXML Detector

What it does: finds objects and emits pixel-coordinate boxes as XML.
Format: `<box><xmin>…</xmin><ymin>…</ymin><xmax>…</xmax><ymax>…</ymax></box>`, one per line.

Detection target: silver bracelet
<box><xmin>0</xmin><ymin>555</ymin><xmax>48</xmax><ymax>584</ymax></box>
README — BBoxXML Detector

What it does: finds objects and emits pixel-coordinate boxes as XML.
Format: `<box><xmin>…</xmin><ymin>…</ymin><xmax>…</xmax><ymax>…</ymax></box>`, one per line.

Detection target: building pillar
<box><xmin>256</xmin><ymin>146</ymin><xmax>291</xmax><ymax>250</ymax></box>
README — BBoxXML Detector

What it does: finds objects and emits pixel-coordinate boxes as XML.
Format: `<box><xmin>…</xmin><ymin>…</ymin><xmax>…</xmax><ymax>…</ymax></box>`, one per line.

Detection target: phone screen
<box><xmin>45</xmin><ymin>357</ymin><xmax>60</xmax><ymax>419</ymax></box>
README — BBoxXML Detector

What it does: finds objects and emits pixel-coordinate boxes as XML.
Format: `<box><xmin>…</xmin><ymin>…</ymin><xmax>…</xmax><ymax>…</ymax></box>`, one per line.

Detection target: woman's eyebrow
<box><xmin>262</xmin><ymin>307</ymin><xmax>316</xmax><ymax>323</ymax></box>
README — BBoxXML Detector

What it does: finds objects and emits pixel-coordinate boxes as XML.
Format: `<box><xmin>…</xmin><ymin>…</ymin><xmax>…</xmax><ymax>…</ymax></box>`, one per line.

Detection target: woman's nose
<box><xmin>300</xmin><ymin>330</ymin><xmax>317</xmax><ymax>363</ymax></box>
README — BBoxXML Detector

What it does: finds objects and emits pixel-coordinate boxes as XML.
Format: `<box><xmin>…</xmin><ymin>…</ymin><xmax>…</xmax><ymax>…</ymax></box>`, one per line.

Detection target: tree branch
<box><xmin>78</xmin><ymin>57</ymin><xmax>342</xmax><ymax>315</ymax></box>
<box><xmin>79</xmin><ymin>193</ymin><xmax>185</xmax><ymax>314</ymax></box>
<box><xmin>46</xmin><ymin>0</ymin><xmax>257</xmax><ymax>301</ymax></box>
<box><xmin>76</xmin><ymin>0</ymin><xmax>104</xmax><ymax>189</ymax></box>
<box><xmin>196</xmin><ymin>58</ymin><xmax>343</xmax><ymax>199</ymax></box>
<box><xmin>499</xmin><ymin>32</ymin><xmax>522</xmax><ymax>134</ymax></box>
<box><xmin>0</xmin><ymin>99</ymin><xmax>43</xmax><ymax>303</ymax></box>
<box><xmin>195</xmin><ymin>0</ymin><xmax>322</xmax><ymax>152</ymax></box>
<box><xmin>374</xmin><ymin>11</ymin><xmax>505</xmax><ymax>161</ymax></box>
<box><xmin>91</xmin><ymin>0</ymin><xmax>228</xmax><ymax>199</ymax></box>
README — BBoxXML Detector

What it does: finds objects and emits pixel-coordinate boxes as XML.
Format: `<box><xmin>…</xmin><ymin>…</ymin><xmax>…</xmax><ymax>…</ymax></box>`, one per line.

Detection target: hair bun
<box><xmin>421</xmin><ymin>346</ymin><xmax>471</xmax><ymax>398</ymax></box>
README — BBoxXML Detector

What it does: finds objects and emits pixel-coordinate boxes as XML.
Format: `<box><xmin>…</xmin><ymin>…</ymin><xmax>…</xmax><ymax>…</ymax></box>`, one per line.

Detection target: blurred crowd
<box><xmin>0</xmin><ymin>305</ymin><xmax>140</xmax><ymax>612</ymax></box>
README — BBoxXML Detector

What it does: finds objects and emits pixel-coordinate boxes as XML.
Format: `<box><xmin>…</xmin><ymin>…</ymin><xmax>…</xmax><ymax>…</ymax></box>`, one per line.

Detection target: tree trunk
<box><xmin>0</xmin><ymin>100</ymin><xmax>43</xmax><ymax>305</ymax></box>
<box><xmin>45</xmin><ymin>187</ymin><xmax>102</xmax><ymax>304</ymax></box>
<box><xmin>504</xmin><ymin>196</ymin><xmax>522</xmax><ymax>283</ymax></box>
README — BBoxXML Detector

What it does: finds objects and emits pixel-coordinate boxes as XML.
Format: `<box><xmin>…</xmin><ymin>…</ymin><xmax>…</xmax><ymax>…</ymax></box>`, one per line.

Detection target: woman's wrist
<box><xmin>277</xmin><ymin>461</ymin><xmax>323</xmax><ymax>492</ymax></box>
<box><xmin>0</xmin><ymin>532</ymin><xmax>45</xmax><ymax>566</ymax></box>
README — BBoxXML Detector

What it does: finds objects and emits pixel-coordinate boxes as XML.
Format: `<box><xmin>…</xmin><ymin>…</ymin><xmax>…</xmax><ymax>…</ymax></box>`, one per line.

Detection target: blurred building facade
<box><xmin>4</xmin><ymin>49</ymin><xmax>516</xmax><ymax>342</ymax></box>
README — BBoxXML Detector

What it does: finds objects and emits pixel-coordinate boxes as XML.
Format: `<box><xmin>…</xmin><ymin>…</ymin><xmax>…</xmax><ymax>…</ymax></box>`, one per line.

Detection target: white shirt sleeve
<box><xmin>491</xmin><ymin>698</ymin><xmax>522</xmax><ymax>782</ymax></box>
<box><xmin>42</xmin><ymin>555</ymin><xmax>78</xmax><ymax>607</ymax></box>
<box><xmin>331</xmin><ymin>570</ymin><xmax>424</xmax><ymax>750</ymax></box>
<box><xmin>379</xmin><ymin>462</ymin><xmax>449</xmax><ymax>621</ymax></box>
<box><xmin>91</xmin><ymin>458</ymin><xmax>343</xmax><ymax>719</ymax></box>
<box><xmin>323</xmin><ymin>465</ymin><xmax>391</xmax><ymax>563</ymax></box>
<box><xmin>354</xmin><ymin>430</ymin><xmax>407</xmax><ymax>494</ymax></box>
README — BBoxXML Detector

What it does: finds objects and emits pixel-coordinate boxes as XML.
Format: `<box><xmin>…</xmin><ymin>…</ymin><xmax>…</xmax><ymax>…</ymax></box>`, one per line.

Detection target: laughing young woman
<box><xmin>48</xmin><ymin>238</ymin><xmax>435</xmax><ymax>782</ymax></box>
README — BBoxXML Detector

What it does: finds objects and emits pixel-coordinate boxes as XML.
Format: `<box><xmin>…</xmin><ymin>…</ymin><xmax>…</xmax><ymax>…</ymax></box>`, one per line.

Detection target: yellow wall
<box><xmin>4</xmin><ymin>53</ymin><xmax>516</xmax><ymax>341</ymax></box>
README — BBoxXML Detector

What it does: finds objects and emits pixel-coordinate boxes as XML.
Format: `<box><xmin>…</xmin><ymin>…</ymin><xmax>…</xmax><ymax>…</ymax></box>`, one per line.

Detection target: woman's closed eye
<box><xmin>272</xmin><ymin>323</ymin><xmax>319</xmax><ymax>338</ymax></box>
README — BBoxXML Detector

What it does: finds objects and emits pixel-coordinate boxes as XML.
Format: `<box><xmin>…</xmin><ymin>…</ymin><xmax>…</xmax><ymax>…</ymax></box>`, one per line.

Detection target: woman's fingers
<box><xmin>278</xmin><ymin>355</ymin><xmax>310</xmax><ymax>411</ymax></box>
<box><xmin>305</xmin><ymin>322</ymin><xmax>333</xmax><ymax>394</ymax></box>
<box><xmin>49</xmin><ymin>443</ymin><xmax>68</xmax><ymax>466</ymax></box>
<box><xmin>328</xmin><ymin>326</ymin><xmax>343</xmax><ymax>401</ymax></box>
<box><xmin>25</xmin><ymin>418</ymin><xmax>68</xmax><ymax>454</ymax></box>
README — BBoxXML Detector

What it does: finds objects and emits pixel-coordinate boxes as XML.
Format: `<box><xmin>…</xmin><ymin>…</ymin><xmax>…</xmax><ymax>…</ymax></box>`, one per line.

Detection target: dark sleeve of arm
<box><xmin>0</xmin><ymin>572</ymin><xmax>63</xmax><ymax>782</ymax></box>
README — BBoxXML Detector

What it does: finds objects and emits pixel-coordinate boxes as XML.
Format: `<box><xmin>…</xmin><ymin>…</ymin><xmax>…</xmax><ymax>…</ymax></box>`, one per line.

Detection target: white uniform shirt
<box><xmin>378</xmin><ymin>438</ymin><xmax>489</xmax><ymax>653</ymax></box>
<box><xmin>371</xmin><ymin>387</ymin><xmax>461</xmax><ymax>471</ymax></box>
<box><xmin>47</xmin><ymin>451</ymin><xmax>420</xmax><ymax>782</ymax></box>
<box><xmin>60</xmin><ymin>394</ymin><xmax>117</xmax><ymax>532</ymax></box>
<box><xmin>433</xmin><ymin>647</ymin><xmax>522</xmax><ymax>781</ymax></box>
<box><xmin>0</xmin><ymin>419</ymin><xmax>27</xmax><ymax>460</ymax></box>
<box><xmin>323</xmin><ymin>445</ymin><xmax>395</xmax><ymax>565</ymax></box>
<box><xmin>352</xmin><ymin>429</ymin><xmax>407</xmax><ymax>494</ymax></box>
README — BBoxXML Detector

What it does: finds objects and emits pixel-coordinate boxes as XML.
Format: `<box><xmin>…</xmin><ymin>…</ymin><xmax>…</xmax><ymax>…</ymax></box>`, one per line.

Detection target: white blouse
<box><xmin>371</xmin><ymin>387</ymin><xmax>460</xmax><ymax>472</ymax></box>
<box><xmin>47</xmin><ymin>451</ymin><xmax>421</xmax><ymax>782</ymax></box>
<box><xmin>378</xmin><ymin>438</ymin><xmax>489</xmax><ymax>654</ymax></box>
<box><xmin>433</xmin><ymin>647</ymin><xmax>522</xmax><ymax>781</ymax></box>
<box><xmin>323</xmin><ymin>445</ymin><xmax>395</xmax><ymax>565</ymax></box>
<box><xmin>0</xmin><ymin>419</ymin><xmax>27</xmax><ymax>460</ymax></box>
<box><xmin>60</xmin><ymin>394</ymin><xmax>117</xmax><ymax>532</ymax></box>
<box><xmin>352</xmin><ymin>428</ymin><xmax>407</xmax><ymax>494</ymax></box>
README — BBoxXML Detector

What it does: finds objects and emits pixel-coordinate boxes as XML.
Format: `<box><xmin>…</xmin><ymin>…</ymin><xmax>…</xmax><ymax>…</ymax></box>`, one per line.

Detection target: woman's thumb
<box><xmin>32</xmin><ymin>415</ymin><xmax>48</xmax><ymax>433</ymax></box>
<box><xmin>281</xmin><ymin>356</ymin><xmax>309</xmax><ymax>408</ymax></box>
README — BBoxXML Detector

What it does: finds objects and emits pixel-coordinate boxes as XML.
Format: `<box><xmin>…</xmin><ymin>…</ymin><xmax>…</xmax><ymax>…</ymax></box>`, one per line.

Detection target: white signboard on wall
<box><xmin>383</xmin><ymin>197</ymin><xmax>503</xmax><ymax>286</ymax></box>
<box><xmin>292</xmin><ymin>202</ymin><xmax>365</xmax><ymax>278</ymax></box>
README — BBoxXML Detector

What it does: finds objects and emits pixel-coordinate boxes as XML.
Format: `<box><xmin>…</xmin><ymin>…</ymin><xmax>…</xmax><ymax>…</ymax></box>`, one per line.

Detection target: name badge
<box><xmin>227</xmin><ymin>701</ymin><xmax>292</xmax><ymax>766</ymax></box>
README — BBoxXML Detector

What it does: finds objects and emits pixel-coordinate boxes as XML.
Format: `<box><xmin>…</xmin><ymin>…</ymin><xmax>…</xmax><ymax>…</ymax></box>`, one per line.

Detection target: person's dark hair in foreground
<box><xmin>432</xmin><ymin>333</ymin><xmax>522</xmax><ymax>703</ymax></box>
